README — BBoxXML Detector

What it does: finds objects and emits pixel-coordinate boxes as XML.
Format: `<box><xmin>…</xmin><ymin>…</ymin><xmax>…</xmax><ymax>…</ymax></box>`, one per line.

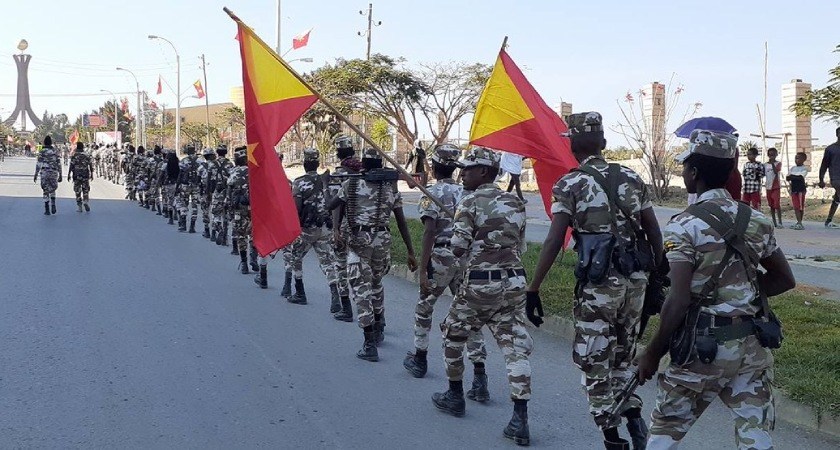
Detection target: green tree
<box><xmin>792</xmin><ymin>45</ymin><xmax>840</xmax><ymax>121</ymax></box>
<box><xmin>370</xmin><ymin>118</ymin><xmax>392</xmax><ymax>150</ymax></box>
<box><xmin>33</xmin><ymin>111</ymin><xmax>70</xmax><ymax>144</ymax></box>
<box><xmin>415</xmin><ymin>62</ymin><xmax>491</xmax><ymax>144</ymax></box>
<box><xmin>73</xmin><ymin>101</ymin><xmax>135</xmax><ymax>145</ymax></box>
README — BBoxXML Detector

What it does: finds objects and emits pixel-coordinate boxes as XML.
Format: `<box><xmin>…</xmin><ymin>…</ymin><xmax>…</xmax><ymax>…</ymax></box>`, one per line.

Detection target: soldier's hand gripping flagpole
<box><xmin>223</xmin><ymin>7</ymin><xmax>454</xmax><ymax>219</ymax></box>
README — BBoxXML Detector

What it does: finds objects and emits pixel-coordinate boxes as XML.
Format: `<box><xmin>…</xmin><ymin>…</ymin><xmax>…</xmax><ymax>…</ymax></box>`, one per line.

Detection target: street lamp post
<box><xmin>116</xmin><ymin>67</ymin><xmax>142</xmax><ymax>148</ymax></box>
<box><xmin>99</xmin><ymin>89</ymin><xmax>119</xmax><ymax>147</ymax></box>
<box><xmin>287</xmin><ymin>57</ymin><xmax>314</xmax><ymax>63</ymax></box>
<box><xmin>148</xmin><ymin>35</ymin><xmax>180</xmax><ymax>153</ymax></box>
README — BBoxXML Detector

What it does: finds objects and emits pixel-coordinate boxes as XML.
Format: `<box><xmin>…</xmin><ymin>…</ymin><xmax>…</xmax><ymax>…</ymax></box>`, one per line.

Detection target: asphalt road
<box><xmin>1</xmin><ymin>156</ymin><xmax>837</xmax><ymax>448</ymax></box>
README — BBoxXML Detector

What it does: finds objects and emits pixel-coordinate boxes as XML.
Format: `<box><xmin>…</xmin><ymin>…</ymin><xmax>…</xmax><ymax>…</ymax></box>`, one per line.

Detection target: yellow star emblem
<box><xmin>247</xmin><ymin>143</ymin><xmax>259</xmax><ymax>167</ymax></box>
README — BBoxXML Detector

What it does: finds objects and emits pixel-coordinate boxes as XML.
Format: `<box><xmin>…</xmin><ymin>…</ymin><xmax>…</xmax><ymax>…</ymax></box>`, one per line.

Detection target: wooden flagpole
<box><xmin>223</xmin><ymin>7</ymin><xmax>453</xmax><ymax>217</ymax></box>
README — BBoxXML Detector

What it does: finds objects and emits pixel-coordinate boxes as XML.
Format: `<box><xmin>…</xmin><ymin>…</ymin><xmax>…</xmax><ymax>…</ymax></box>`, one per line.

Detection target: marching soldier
<box><xmin>160</xmin><ymin>150</ymin><xmax>180</xmax><ymax>225</ymax></box>
<box><xmin>431</xmin><ymin>147</ymin><xmax>531</xmax><ymax>446</ymax></box>
<box><xmin>33</xmin><ymin>136</ymin><xmax>62</xmax><ymax>215</ymax></box>
<box><xmin>327</xmin><ymin>136</ymin><xmax>363</xmax><ymax>321</ymax></box>
<box><xmin>527</xmin><ymin>112</ymin><xmax>663</xmax><ymax>449</ymax></box>
<box><xmin>200</xmin><ymin>148</ymin><xmax>217</xmax><ymax>238</ymax></box>
<box><xmin>404</xmin><ymin>144</ymin><xmax>489</xmax><ymax>403</ymax></box>
<box><xmin>211</xmin><ymin>145</ymin><xmax>233</xmax><ymax>246</ymax></box>
<box><xmin>122</xmin><ymin>145</ymin><xmax>135</xmax><ymax>200</ymax></box>
<box><xmin>277</xmin><ymin>148</ymin><xmax>340</xmax><ymax>305</ymax></box>
<box><xmin>177</xmin><ymin>145</ymin><xmax>202</xmax><ymax>233</ymax></box>
<box><xmin>227</xmin><ymin>148</ymin><xmax>258</xmax><ymax>274</ymax></box>
<box><xmin>332</xmin><ymin>147</ymin><xmax>417</xmax><ymax>361</ymax></box>
<box><xmin>68</xmin><ymin>142</ymin><xmax>94</xmax><ymax>212</ymax></box>
<box><xmin>132</xmin><ymin>146</ymin><xmax>148</xmax><ymax>207</ymax></box>
<box><xmin>637</xmin><ymin>130</ymin><xmax>795</xmax><ymax>449</ymax></box>
<box><xmin>148</xmin><ymin>146</ymin><xmax>164</xmax><ymax>215</ymax></box>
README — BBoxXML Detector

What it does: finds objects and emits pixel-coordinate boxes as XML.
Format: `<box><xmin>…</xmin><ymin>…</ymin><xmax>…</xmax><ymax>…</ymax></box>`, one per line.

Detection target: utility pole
<box><xmin>358</xmin><ymin>3</ymin><xmax>381</xmax><ymax>60</ymax></box>
<box><xmin>200</xmin><ymin>54</ymin><xmax>211</xmax><ymax>148</ymax></box>
<box><xmin>275</xmin><ymin>0</ymin><xmax>282</xmax><ymax>54</ymax></box>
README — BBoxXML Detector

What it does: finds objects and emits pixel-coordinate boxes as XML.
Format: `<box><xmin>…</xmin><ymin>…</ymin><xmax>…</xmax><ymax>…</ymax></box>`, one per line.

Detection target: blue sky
<box><xmin>1</xmin><ymin>0</ymin><xmax>839</xmax><ymax>146</ymax></box>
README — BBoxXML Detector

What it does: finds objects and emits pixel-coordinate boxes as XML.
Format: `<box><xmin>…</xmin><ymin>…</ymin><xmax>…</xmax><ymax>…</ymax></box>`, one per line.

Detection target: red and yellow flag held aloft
<box><xmin>234</xmin><ymin>16</ymin><xmax>317</xmax><ymax>256</ymax></box>
<box><xmin>470</xmin><ymin>40</ymin><xmax>577</xmax><ymax>217</ymax></box>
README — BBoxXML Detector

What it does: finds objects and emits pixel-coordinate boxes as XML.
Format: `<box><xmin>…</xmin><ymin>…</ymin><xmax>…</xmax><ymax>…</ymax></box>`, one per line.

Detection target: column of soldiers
<box><xmin>68</xmin><ymin>112</ymin><xmax>795</xmax><ymax>449</ymax></box>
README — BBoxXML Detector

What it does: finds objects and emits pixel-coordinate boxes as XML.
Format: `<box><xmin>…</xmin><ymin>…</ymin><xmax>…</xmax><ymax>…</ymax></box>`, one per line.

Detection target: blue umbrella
<box><xmin>674</xmin><ymin>117</ymin><xmax>736</xmax><ymax>138</ymax></box>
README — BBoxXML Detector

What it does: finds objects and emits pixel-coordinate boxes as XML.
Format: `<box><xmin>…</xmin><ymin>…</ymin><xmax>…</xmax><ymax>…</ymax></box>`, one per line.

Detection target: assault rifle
<box><xmin>605</xmin><ymin>371</ymin><xmax>640</xmax><ymax>424</ymax></box>
<box><xmin>330</xmin><ymin>168</ymin><xmax>400</xmax><ymax>183</ymax></box>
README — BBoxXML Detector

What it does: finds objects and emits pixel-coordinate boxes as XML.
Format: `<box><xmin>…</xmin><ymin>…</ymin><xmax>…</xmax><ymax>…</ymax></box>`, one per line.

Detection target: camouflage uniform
<box><xmin>442</xmin><ymin>181</ymin><xmax>531</xmax><ymax>400</ymax></box>
<box><xmin>147</xmin><ymin>152</ymin><xmax>163</xmax><ymax>213</ymax></box>
<box><xmin>550</xmin><ymin>112</ymin><xmax>653</xmax><ymax>431</ymax></box>
<box><xmin>132</xmin><ymin>150</ymin><xmax>149</xmax><ymax>205</ymax></box>
<box><xmin>177</xmin><ymin>152</ymin><xmax>202</xmax><ymax>231</ymax></box>
<box><xmin>68</xmin><ymin>150</ymin><xmax>94</xmax><ymax>211</ymax></box>
<box><xmin>122</xmin><ymin>150</ymin><xmax>135</xmax><ymax>199</ymax></box>
<box><xmin>649</xmin><ymin>134</ymin><xmax>777</xmax><ymax>449</ymax></box>
<box><xmin>35</xmin><ymin>146</ymin><xmax>61</xmax><ymax>203</ymax></box>
<box><xmin>337</xmin><ymin>163</ymin><xmax>401</xmax><ymax>329</ymax></box>
<box><xmin>288</xmin><ymin>158</ymin><xmax>338</xmax><ymax>286</ymax></box>
<box><xmin>160</xmin><ymin>153</ymin><xmax>179</xmax><ymax>220</ymax></box>
<box><xmin>328</xmin><ymin>155</ymin><xmax>361</xmax><ymax>300</ymax></box>
<box><xmin>210</xmin><ymin>155</ymin><xmax>233</xmax><ymax>242</ymax></box>
<box><xmin>227</xmin><ymin>164</ymin><xmax>252</xmax><ymax>253</ymax></box>
<box><xmin>198</xmin><ymin>151</ymin><xmax>214</xmax><ymax>233</ymax></box>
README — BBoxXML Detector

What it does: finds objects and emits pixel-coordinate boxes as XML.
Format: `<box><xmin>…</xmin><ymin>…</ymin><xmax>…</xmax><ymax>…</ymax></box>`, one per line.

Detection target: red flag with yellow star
<box><xmin>236</xmin><ymin>20</ymin><xmax>315</xmax><ymax>256</ymax></box>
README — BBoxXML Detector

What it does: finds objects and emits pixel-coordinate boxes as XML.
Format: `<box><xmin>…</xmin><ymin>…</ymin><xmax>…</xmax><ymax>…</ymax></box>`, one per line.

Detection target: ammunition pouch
<box><xmin>574</xmin><ymin>232</ymin><xmax>616</xmax><ymax>284</ymax></box>
<box><xmin>669</xmin><ymin>302</ymin><xmax>702</xmax><ymax>367</ymax></box>
<box><xmin>754</xmin><ymin>310</ymin><xmax>783</xmax><ymax>349</ymax></box>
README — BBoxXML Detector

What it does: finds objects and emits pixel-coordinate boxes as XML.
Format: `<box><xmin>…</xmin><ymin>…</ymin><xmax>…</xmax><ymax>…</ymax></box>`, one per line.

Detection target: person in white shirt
<box><xmin>500</xmin><ymin>151</ymin><xmax>526</xmax><ymax>202</ymax></box>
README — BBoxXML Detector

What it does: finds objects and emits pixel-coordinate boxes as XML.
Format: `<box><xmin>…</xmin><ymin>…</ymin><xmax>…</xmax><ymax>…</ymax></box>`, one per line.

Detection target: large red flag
<box><xmin>235</xmin><ymin>18</ymin><xmax>317</xmax><ymax>256</ymax></box>
<box><xmin>470</xmin><ymin>45</ymin><xmax>577</xmax><ymax>217</ymax></box>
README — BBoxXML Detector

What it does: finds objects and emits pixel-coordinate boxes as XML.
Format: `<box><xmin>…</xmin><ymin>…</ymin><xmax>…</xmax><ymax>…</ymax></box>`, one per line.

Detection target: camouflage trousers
<box><xmin>346</xmin><ymin>229</ymin><xmax>391</xmax><ymax>328</ymax></box>
<box><xmin>124</xmin><ymin>174</ymin><xmax>134</xmax><ymax>196</ymax></box>
<box><xmin>73</xmin><ymin>179</ymin><xmax>90</xmax><ymax>204</ymax></box>
<box><xmin>333</xmin><ymin>240</ymin><xmax>350</xmax><ymax>297</ymax></box>
<box><xmin>40</xmin><ymin>175</ymin><xmax>58</xmax><ymax>200</ymax></box>
<box><xmin>162</xmin><ymin>184</ymin><xmax>177</xmax><ymax>213</ymax></box>
<box><xmin>441</xmin><ymin>269</ymin><xmax>532</xmax><ymax>400</ymax></box>
<box><xmin>211</xmin><ymin>192</ymin><xmax>227</xmax><ymax>227</ymax></box>
<box><xmin>148</xmin><ymin>182</ymin><xmax>160</xmax><ymax>208</ymax></box>
<box><xmin>648</xmin><ymin>335</ymin><xmax>775</xmax><ymax>450</ymax></box>
<box><xmin>231</xmin><ymin>208</ymin><xmax>252</xmax><ymax>249</ymax></box>
<box><xmin>177</xmin><ymin>185</ymin><xmax>200</xmax><ymax>218</ymax></box>
<box><xmin>573</xmin><ymin>271</ymin><xmax>646</xmax><ymax>429</ymax></box>
<box><xmin>201</xmin><ymin>194</ymin><xmax>211</xmax><ymax>226</ymax></box>
<box><xmin>284</xmin><ymin>225</ymin><xmax>338</xmax><ymax>284</ymax></box>
<box><xmin>415</xmin><ymin>247</ymin><xmax>486</xmax><ymax>363</ymax></box>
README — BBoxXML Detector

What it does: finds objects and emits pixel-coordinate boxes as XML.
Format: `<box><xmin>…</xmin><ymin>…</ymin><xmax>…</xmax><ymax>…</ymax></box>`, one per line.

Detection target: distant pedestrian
<box><xmin>33</xmin><ymin>136</ymin><xmax>62</xmax><ymax>215</ymax></box>
<box><xmin>742</xmin><ymin>147</ymin><xmax>764</xmax><ymax>210</ymax></box>
<box><xmin>765</xmin><ymin>147</ymin><xmax>783</xmax><ymax>227</ymax></box>
<box><xmin>500</xmin><ymin>151</ymin><xmax>526</xmax><ymax>202</ymax></box>
<box><xmin>817</xmin><ymin>126</ymin><xmax>840</xmax><ymax>228</ymax></box>
<box><xmin>786</xmin><ymin>152</ymin><xmax>809</xmax><ymax>230</ymax></box>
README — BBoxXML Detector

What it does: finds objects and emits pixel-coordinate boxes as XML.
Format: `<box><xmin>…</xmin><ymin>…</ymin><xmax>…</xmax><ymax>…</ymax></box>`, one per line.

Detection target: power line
<box><xmin>0</xmin><ymin>91</ymin><xmax>136</xmax><ymax>97</ymax></box>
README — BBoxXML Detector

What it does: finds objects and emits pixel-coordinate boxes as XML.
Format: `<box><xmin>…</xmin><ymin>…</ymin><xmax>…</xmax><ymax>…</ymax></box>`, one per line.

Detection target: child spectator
<box><xmin>786</xmin><ymin>152</ymin><xmax>809</xmax><ymax>230</ymax></box>
<box><xmin>765</xmin><ymin>147</ymin><xmax>783</xmax><ymax>227</ymax></box>
<box><xmin>742</xmin><ymin>147</ymin><xmax>764</xmax><ymax>209</ymax></box>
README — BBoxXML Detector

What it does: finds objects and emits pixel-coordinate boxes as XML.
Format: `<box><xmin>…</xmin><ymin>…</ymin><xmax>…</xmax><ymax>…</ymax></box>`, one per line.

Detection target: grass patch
<box><xmin>389</xmin><ymin>218</ymin><xmax>840</xmax><ymax>416</ymax></box>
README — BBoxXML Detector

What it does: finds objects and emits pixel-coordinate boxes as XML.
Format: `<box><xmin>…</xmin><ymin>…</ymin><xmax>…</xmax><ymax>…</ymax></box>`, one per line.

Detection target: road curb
<box><xmin>388</xmin><ymin>263</ymin><xmax>840</xmax><ymax>439</ymax></box>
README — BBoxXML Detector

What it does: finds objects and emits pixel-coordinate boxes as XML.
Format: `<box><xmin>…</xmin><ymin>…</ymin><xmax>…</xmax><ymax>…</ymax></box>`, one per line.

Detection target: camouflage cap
<box><xmin>459</xmin><ymin>147</ymin><xmax>500</xmax><ymax>169</ymax></box>
<box><xmin>562</xmin><ymin>111</ymin><xmax>603</xmax><ymax>137</ymax></box>
<box><xmin>430</xmin><ymin>143</ymin><xmax>462</xmax><ymax>167</ymax></box>
<box><xmin>334</xmin><ymin>135</ymin><xmax>353</xmax><ymax>150</ymax></box>
<box><xmin>362</xmin><ymin>147</ymin><xmax>381</xmax><ymax>160</ymax></box>
<box><xmin>676</xmin><ymin>129</ymin><xmax>738</xmax><ymax>162</ymax></box>
<box><xmin>303</xmin><ymin>147</ymin><xmax>320</xmax><ymax>162</ymax></box>
<box><xmin>202</xmin><ymin>148</ymin><xmax>214</xmax><ymax>157</ymax></box>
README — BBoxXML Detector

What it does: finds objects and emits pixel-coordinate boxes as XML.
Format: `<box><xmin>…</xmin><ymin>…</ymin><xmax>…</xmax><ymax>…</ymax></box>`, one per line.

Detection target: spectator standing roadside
<box><xmin>818</xmin><ymin>126</ymin><xmax>840</xmax><ymax>228</ymax></box>
<box><xmin>786</xmin><ymin>152</ymin><xmax>809</xmax><ymax>230</ymax></box>
<box><xmin>500</xmin><ymin>151</ymin><xmax>527</xmax><ymax>202</ymax></box>
<box><xmin>742</xmin><ymin>147</ymin><xmax>764</xmax><ymax>210</ymax></box>
<box><xmin>765</xmin><ymin>148</ymin><xmax>783</xmax><ymax>228</ymax></box>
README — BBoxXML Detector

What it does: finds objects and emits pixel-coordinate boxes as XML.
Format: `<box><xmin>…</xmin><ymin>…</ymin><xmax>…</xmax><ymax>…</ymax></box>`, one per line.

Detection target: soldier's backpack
<box><xmin>298</xmin><ymin>174</ymin><xmax>326</xmax><ymax>228</ymax></box>
<box><xmin>72</xmin><ymin>154</ymin><xmax>91</xmax><ymax>179</ymax></box>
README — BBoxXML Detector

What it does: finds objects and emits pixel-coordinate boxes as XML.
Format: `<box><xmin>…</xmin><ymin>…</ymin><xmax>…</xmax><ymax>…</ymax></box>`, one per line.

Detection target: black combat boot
<box><xmin>624</xmin><ymin>408</ymin><xmax>648</xmax><ymax>450</ymax></box>
<box><xmin>50</xmin><ymin>198</ymin><xmax>56</xmax><ymax>214</ymax></box>
<box><xmin>372</xmin><ymin>313</ymin><xmax>385</xmax><ymax>346</ymax></box>
<box><xmin>356</xmin><ymin>327</ymin><xmax>379</xmax><ymax>362</ymax></box>
<box><xmin>280</xmin><ymin>270</ymin><xmax>292</xmax><ymax>298</ymax></box>
<box><xmin>76</xmin><ymin>201</ymin><xmax>83</xmax><ymax>212</ymax></box>
<box><xmin>156</xmin><ymin>203</ymin><xmax>162</xmax><ymax>215</ymax></box>
<box><xmin>84</xmin><ymin>200</ymin><xmax>90</xmax><ymax>212</ymax></box>
<box><xmin>168</xmin><ymin>210</ymin><xmax>175</xmax><ymax>225</ymax></box>
<box><xmin>210</xmin><ymin>228</ymin><xmax>217</xmax><ymax>243</ymax></box>
<box><xmin>503</xmin><ymin>400</ymin><xmax>530</xmax><ymax>446</ymax></box>
<box><xmin>289</xmin><ymin>278</ymin><xmax>307</xmax><ymax>304</ymax></box>
<box><xmin>178</xmin><ymin>216</ymin><xmax>187</xmax><ymax>232</ymax></box>
<box><xmin>239</xmin><ymin>250</ymin><xmax>249</xmax><ymax>274</ymax></box>
<box><xmin>253</xmin><ymin>265</ymin><xmax>268</xmax><ymax>289</ymax></box>
<box><xmin>249</xmin><ymin>245</ymin><xmax>259</xmax><ymax>272</ymax></box>
<box><xmin>188</xmin><ymin>217</ymin><xmax>196</xmax><ymax>233</ymax></box>
<box><xmin>432</xmin><ymin>381</ymin><xmax>465</xmax><ymax>417</ymax></box>
<box><xmin>403</xmin><ymin>349</ymin><xmax>428</xmax><ymax>378</ymax></box>
<box><xmin>44</xmin><ymin>201</ymin><xmax>51</xmax><ymax>215</ymax></box>
<box><xmin>220</xmin><ymin>224</ymin><xmax>229</xmax><ymax>246</ymax></box>
<box><xmin>329</xmin><ymin>284</ymin><xmax>341</xmax><ymax>313</ymax></box>
<box><xmin>202</xmin><ymin>224</ymin><xmax>211</xmax><ymax>238</ymax></box>
<box><xmin>467</xmin><ymin>364</ymin><xmax>489</xmax><ymax>403</ymax></box>
<box><xmin>333</xmin><ymin>296</ymin><xmax>353</xmax><ymax>322</ymax></box>
<box><xmin>604</xmin><ymin>439</ymin><xmax>630</xmax><ymax>450</ymax></box>
<box><xmin>230</xmin><ymin>239</ymin><xmax>238</xmax><ymax>255</ymax></box>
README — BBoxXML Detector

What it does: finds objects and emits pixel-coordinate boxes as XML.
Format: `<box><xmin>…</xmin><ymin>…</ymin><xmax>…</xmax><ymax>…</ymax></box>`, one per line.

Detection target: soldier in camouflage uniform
<box><xmin>333</xmin><ymin>147</ymin><xmax>417</xmax><ymax>362</ymax></box>
<box><xmin>211</xmin><ymin>146</ymin><xmax>233</xmax><ymax>246</ymax></box>
<box><xmin>160</xmin><ymin>150</ymin><xmax>180</xmax><ymax>225</ymax></box>
<box><xmin>177</xmin><ymin>146</ymin><xmax>202</xmax><ymax>233</ymax></box>
<box><xmin>431</xmin><ymin>147</ymin><xmax>532</xmax><ymax>445</ymax></box>
<box><xmin>199</xmin><ymin>148</ymin><xmax>217</xmax><ymax>238</ymax></box>
<box><xmin>122</xmin><ymin>146</ymin><xmax>135</xmax><ymax>199</ymax></box>
<box><xmin>327</xmin><ymin>135</ymin><xmax>363</xmax><ymax>322</ymax></box>
<box><xmin>133</xmin><ymin>146</ymin><xmax>148</xmax><ymax>208</ymax></box>
<box><xmin>148</xmin><ymin>146</ymin><xmax>164</xmax><ymax>215</ymax></box>
<box><xmin>33</xmin><ymin>136</ymin><xmax>62</xmax><ymax>215</ymax></box>
<box><xmin>227</xmin><ymin>148</ymin><xmax>258</xmax><ymax>274</ymax></box>
<box><xmin>404</xmin><ymin>144</ymin><xmax>489</xmax><ymax>398</ymax></box>
<box><xmin>637</xmin><ymin>130</ymin><xmax>795</xmax><ymax>450</ymax></box>
<box><xmin>68</xmin><ymin>142</ymin><xmax>94</xmax><ymax>212</ymax></box>
<box><xmin>528</xmin><ymin>112</ymin><xmax>662</xmax><ymax>449</ymax></box>
<box><xmin>276</xmin><ymin>148</ymin><xmax>341</xmax><ymax>305</ymax></box>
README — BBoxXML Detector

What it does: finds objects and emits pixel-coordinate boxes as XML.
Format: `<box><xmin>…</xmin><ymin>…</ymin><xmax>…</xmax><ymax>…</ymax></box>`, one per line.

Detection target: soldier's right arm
<box><xmin>818</xmin><ymin>147</ymin><xmax>832</xmax><ymax>187</ymax></box>
<box><xmin>528</xmin><ymin>179</ymin><xmax>574</xmax><ymax>293</ymax></box>
<box><xmin>450</xmin><ymin>196</ymin><xmax>476</xmax><ymax>259</ymax></box>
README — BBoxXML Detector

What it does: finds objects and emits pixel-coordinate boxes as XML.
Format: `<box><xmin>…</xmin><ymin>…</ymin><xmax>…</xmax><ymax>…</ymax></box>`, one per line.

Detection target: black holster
<box><xmin>754</xmin><ymin>312</ymin><xmax>783</xmax><ymax>349</ymax></box>
<box><xmin>574</xmin><ymin>232</ymin><xmax>616</xmax><ymax>285</ymax></box>
<box><xmin>669</xmin><ymin>302</ymin><xmax>702</xmax><ymax>367</ymax></box>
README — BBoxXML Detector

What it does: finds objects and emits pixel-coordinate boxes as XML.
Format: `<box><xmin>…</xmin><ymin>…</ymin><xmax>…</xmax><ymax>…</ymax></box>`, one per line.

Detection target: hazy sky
<box><xmin>2</xmin><ymin>0</ymin><xmax>839</xmax><ymax>147</ymax></box>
